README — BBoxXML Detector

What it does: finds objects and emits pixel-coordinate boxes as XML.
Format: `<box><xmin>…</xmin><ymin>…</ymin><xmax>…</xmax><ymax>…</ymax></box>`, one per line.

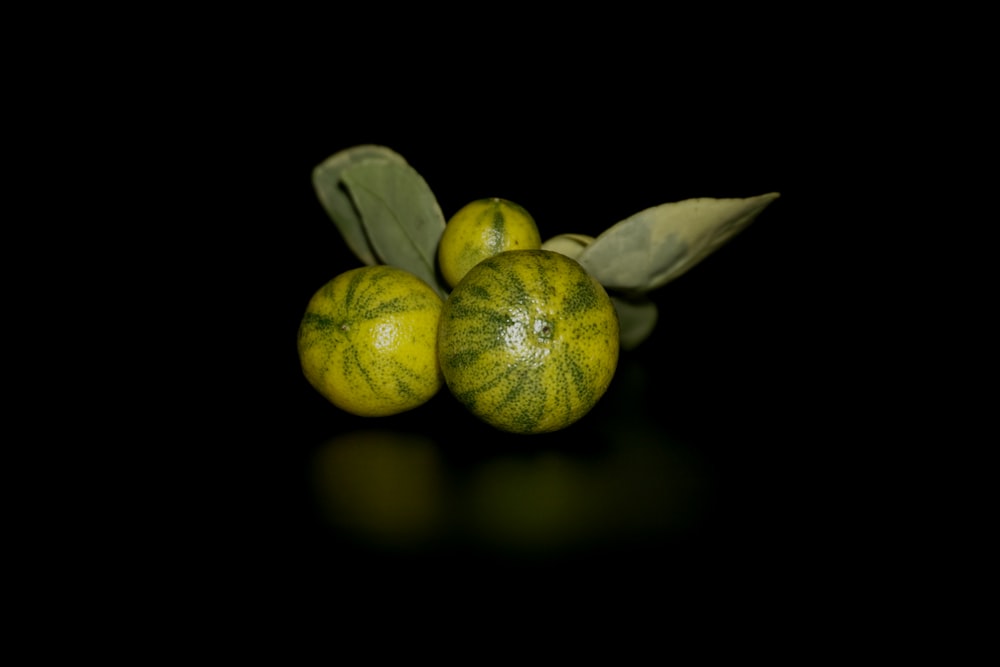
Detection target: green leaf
<box><xmin>611</xmin><ymin>295</ymin><xmax>658</xmax><ymax>351</ymax></box>
<box><xmin>312</xmin><ymin>145</ymin><xmax>408</xmax><ymax>266</ymax></box>
<box><xmin>540</xmin><ymin>233</ymin><xmax>595</xmax><ymax>261</ymax></box>
<box><xmin>341</xmin><ymin>160</ymin><xmax>448</xmax><ymax>297</ymax></box>
<box><xmin>577</xmin><ymin>193</ymin><xmax>780</xmax><ymax>293</ymax></box>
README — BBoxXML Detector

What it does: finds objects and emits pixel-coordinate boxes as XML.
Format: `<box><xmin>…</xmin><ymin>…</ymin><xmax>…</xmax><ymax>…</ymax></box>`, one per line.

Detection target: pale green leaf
<box><xmin>312</xmin><ymin>145</ymin><xmax>408</xmax><ymax>266</ymax></box>
<box><xmin>341</xmin><ymin>160</ymin><xmax>448</xmax><ymax>297</ymax></box>
<box><xmin>540</xmin><ymin>234</ymin><xmax>595</xmax><ymax>261</ymax></box>
<box><xmin>577</xmin><ymin>193</ymin><xmax>780</xmax><ymax>293</ymax></box>
<box><xmin>611</xmin><ymin>295</ymin><xmax>658</xmax><ymax>351</ymax></box>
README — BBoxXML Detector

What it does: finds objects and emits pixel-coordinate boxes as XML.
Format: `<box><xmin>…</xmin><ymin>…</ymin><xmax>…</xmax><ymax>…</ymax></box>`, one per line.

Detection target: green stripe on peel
<box><xmin>564</xmin><ymin>354</ymin><xmax>593</xmax><ymax>403</ymax></box>
<box><xmin>344</xmin><ymin>344</ymin><xmax>377</xmax><ymax>397</ymax></box>
<box><xmin>341</xmin><ymin>266</ymin><xmax>365</xmax><ymax>312</ymax></box>
<box><xmin>465</xmin><ymin>284</ymin><xmax>491</xmax><ymax>301</ymax></box>
<box><xmin>488</xmin><ymin>201</ymin><xmax>505</xmax><ymax>255</ymax></box>
<box><xmin>442</xmin><ymin>348</ymin><xmax>482</xmax><ymax>369</ymax></box>
<box><xmin>357</xmin><ymin>296</ymin><xmax>412</xmax><ymax>321</ymax></box>
<box><xmin>499</xmin><ymin>369</ymin><xmax>546</xmax><ymax>433</ymax></box>
<box><xmin>563</xmin><ymin>277</ymin><xmax>601</xmax><ymax>315</ymax></box>
<box><xmin>443</xmin><ymin>299</ymin><xmax>512</xmax><ymax>332</ymax></box>
<box><xmin>300</xmin><ymin>311</ymin><xmax>336</xmax><ymax>333</ymax></box>
<box><xmin>475</xmin><ymin>255</ymin><xmax>531</xmax><ymax>307</ymax></box>
<box><xmin>394</xmin><ymin>378</ymin><xmax>415</xmax><ymax>400</ymax></box>
<box><xmin>451</xmin><ymin>362</ymin><xmax>518</xmax><ymax>409</ymax></box>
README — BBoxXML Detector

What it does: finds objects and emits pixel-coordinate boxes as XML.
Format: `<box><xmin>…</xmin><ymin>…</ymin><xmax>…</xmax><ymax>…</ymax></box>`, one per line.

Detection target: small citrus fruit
<box><xmin>298</xmin><ymin>265</ymin><xmax>444</xmax><ymax>417</ymax></box>
<box><xmin>438</xmin><ymin>197</ymin><xmax>542</xmax><ymax>288</ymax></box>
<box><xmin>437</xmin><ymin>249</ymin><xmax>619</xmax><ymax>434</ymax></box>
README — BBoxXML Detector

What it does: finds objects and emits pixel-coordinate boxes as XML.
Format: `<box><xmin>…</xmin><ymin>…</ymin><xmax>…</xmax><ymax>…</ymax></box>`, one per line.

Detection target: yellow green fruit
<box><xmin>298</xmin><ymin>265</ymin><xmax>444</xmax><ymax>417</ymax></box>
<box><xmin>437</xmin><ymin>197</ymin><xmax>542</xmax><ymax>288</ymax></box>
<box><xmin>437</xmin><ymin>249</ymin><xmax>619</xmax><ymax>434</ymax></box>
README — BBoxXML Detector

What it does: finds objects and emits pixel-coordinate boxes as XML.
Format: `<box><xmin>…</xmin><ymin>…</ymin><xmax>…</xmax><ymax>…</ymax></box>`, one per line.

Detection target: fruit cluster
<box><xmin>300</xmin><ymin>192</ymin><xmax>617</xmax><ymax>433</ymax></box>
<box><xmin>300</xmin><ymin>145</ymin><xmax>780</xmax><ymax>433</ymax></box>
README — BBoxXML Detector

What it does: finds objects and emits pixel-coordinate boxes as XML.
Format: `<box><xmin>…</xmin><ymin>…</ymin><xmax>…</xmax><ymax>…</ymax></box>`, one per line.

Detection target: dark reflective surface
<box><xmin>306</xmin><ymin>357</ymin><xmax>712</xmax><ymax>561</ymax></box>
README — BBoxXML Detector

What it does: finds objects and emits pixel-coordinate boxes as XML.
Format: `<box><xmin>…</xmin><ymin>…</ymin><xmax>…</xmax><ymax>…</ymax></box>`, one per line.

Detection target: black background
<box><xmin>167</xmin><ymin>28</ymin><xmax>891</xmax><ymax>619</ymax></box>
<box><xmin>8</xmin><ymin>5</ymin><xmax>965</xmax><ymax>649</ymax></box>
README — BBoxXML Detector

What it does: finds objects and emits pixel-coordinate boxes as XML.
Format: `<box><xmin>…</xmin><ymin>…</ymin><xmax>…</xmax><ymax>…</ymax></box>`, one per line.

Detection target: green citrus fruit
<box><xmin>298</xmin><ymin>265</ymin><xmax>444</xmax><ymax>417</ymax></box>
<box><xmin>437</xmin><ymin>249</ymin><xmax>619</xmax><ymax>434</ymax></box>
<box><xmin>437</xmin><ymin>197</ymin><xmax>542</xmax><ymax>288</ymax></box>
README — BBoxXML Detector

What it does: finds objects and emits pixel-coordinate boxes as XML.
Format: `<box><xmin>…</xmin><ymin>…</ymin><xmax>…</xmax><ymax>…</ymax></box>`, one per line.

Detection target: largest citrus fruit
<box><xmin>298</xmin><ymin>265</ymin><xmax>444</xmax><ymax>417</ymax></box>
<box><xmin>437</xmin><ymin>249</ymin><xmax>619</xmax><ymax>434</ymax></box>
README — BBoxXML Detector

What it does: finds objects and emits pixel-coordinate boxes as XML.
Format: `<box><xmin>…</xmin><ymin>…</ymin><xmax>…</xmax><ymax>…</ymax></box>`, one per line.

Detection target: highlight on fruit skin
<box><xmin>437</xmin><ymin>197</ymin><xmax>542</xmax><ymax>289</ymax></box>
<box><xmin>437</xmin><ymin>248</ymin><xmax>620</xmax><ymax>434</ymax></box>
<box><xmin>297</xmin><ymin>265</ymin><xmax>444</xmax><ymax>417</ymax></box>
